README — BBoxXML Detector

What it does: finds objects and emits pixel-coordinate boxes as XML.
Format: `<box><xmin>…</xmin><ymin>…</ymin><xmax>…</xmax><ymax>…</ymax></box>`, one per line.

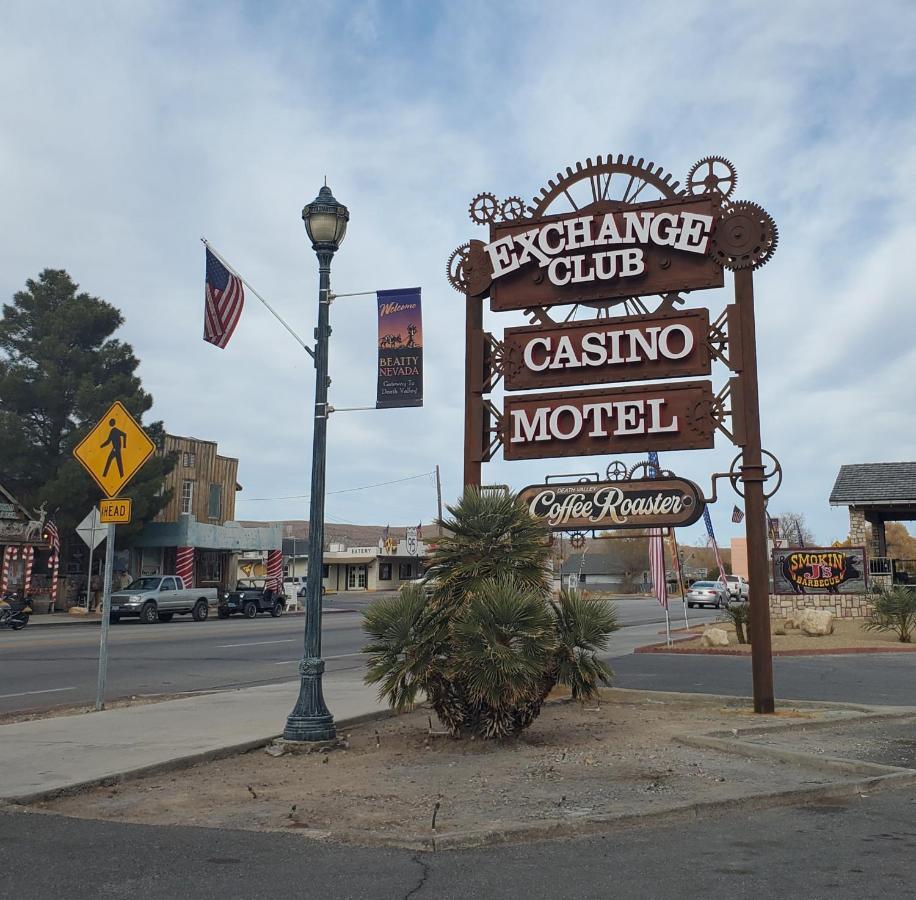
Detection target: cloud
<box><xmin>1</xmin><ymin>0</ymin><xmax>915</xmax><ymax>549</ymax></box>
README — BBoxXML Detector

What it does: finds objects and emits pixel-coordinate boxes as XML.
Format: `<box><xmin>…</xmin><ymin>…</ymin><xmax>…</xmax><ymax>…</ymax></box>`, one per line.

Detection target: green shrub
<box><xmin>863</xmin><ymin>583</ymin><xmax>916</xmax><ymax>643</ymax></box>
<box><xmin>363</xmin><ymin>488</ymin><xmax>620</xmax><ymax>739</ymax></box>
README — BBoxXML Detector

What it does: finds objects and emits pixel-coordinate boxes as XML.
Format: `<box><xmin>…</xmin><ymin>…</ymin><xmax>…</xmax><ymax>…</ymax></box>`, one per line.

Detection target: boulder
<box><xmin>701</xmin><ymin>627</ymin><xmax>730</xmax><ymax>648</ymax></box>
<box><xmin>799</xmin><ymin>608</ymin><xmax>834</xmax><ymax>636</ymax></box>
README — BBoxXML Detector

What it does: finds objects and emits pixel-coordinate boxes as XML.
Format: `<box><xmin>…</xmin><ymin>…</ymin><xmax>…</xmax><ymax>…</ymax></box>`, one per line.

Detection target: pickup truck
<box><xmin>723</xmin><ymin>574</ymin><xmax>749</xmax><ymax>601</ymax></box>
<box><xmin>109</xmin><ymin>576</ymin><xmax>218</xmax><ymax>624</ymax></box>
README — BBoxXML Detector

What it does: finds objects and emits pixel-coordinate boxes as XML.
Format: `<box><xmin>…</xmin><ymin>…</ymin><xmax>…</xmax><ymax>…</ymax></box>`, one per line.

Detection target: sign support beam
<box><xmin>464</xmin><ymin>295</ymin><xmax>484</xmax><ymax>486</ymax></box>
<box><xmin>735</xmin><ymin>269</ymin><xmax>775</xmax><ymax>714</ymax></box>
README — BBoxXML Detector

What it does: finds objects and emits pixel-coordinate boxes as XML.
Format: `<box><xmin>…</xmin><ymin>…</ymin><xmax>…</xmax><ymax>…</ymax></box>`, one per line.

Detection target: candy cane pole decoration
<box><xmin>1</xmin><ymin>546</ymin><xmax>17</xmax><ymax>593</ymax></box>
<box><xmin>22</xmin><ymin>545</ymin><xmax>34</xmax><ymax>595</ymax></box>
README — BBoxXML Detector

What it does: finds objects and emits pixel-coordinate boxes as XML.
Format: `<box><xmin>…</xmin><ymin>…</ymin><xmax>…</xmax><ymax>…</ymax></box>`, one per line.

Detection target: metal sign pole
<box><xmin>735</xmin><ymin>269</ymin><xmax>775</xmax><ymax>713</ymax></box>
<box><xmin>85</xmin><ymin>540</ymin><xmax>95</xmax><ymax>610</ymax></box>
<box><xmin>95</xmin><ymin>523</ymin><xmax>116</xmax><ymax>711</ymax></box>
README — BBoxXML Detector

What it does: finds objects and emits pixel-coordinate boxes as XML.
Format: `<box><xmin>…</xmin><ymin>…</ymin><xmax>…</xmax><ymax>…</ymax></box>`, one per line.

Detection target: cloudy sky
<box><xmin>2</xmin><ymin>0</ymin><xmax>914</xmax><ymax>547</ymax></box>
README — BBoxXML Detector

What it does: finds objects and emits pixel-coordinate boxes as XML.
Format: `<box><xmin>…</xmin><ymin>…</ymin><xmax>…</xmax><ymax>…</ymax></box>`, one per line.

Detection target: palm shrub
<box><xmin>719</xmin><ymin>600</ymin><xmax>750</xmax><ymax>644</ymax></box>
<box><xmin>363</xmin><ymin>488</ymin><xmax>620</xmax><ymax>738</ymax></box>
<box><xmin>863</xmin><ymin>583</ymin><xmax>916</xmax><ymax>643</ymax></box>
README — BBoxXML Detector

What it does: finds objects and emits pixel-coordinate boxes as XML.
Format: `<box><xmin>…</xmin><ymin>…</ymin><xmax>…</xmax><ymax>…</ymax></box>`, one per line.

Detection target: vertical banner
<box><xmin>376</xmin><ymin>287</ymin><xmax>423</xmax><ymax>409</ymax></box>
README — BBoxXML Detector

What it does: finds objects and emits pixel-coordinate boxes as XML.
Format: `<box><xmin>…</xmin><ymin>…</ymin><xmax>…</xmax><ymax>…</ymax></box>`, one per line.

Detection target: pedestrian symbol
<box><xmin>74</xmin><ymin>401</ymin><xmax>156</xmax><ymax>497</ymax></box>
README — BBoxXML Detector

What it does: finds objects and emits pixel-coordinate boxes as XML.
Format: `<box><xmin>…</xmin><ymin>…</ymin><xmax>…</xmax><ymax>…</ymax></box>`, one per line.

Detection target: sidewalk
<box><xmin>0</xmin><ymin>670</ymin><xmax>385</xmax><ymax>802</ymax></box>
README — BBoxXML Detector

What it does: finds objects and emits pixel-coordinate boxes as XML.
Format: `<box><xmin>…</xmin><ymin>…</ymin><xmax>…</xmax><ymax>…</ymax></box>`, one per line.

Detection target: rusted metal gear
<box><xmin>499</xmin><ymin>196</ymin><xmax>525</xmax><ymax>222</ymax></box>
<box><xmin>569</xmin><ymin>532</ymin><xmax>586</xmax><ymax>550</ymax></box>
<box><xmin>469</xmin><ymin>191</ymin><xmax>499</xmax><ymax>225</ymax></box>
<box><xmin>606</xmin><ymin>460</ymin><xmax>629</xmax><ymax>481</ymax></box>
<box><xmin>628</xmin><ymin>461</ymin><xmax>675</xmax><ymax>480</ymax></box>
<box><xmin>446</xmin><ymin>243</ymin><xmax>471</xmax><ymax>292</ymax></box>
<box><xmin>447</xmin><ymin>241</ymin><xmax>490</xmax><ymax>295</ymax></box>
<box><xmin>711</xmin><ymin>201</ymin><xmax>779</xmax><ymax>271</ymax></box>
<box><xmin>686</xmin><ymin>155</ymin><xmax>737</xmax><ymax>200</ymax></box>
<box><xmin>528</xmin><ymin>154</ymin><xmax>681</xmax><ymax>217</ymax></box>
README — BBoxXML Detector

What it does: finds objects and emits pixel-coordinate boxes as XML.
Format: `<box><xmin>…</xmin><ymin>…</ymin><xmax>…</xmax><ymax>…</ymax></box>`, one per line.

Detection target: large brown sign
<box><xmin>486</xmin><ymin>195</ymin><xmax>724</xmax><ymax>312</ymax></box>
<box><xmin>519</xmin><ymin>477</ymin><xmax>705</xmax><ymax>531</ymax></box>
<box><xmin>503</xmin><ymin>308</ymin><xmax>710</xmax><ymax>391</ymax></box>
<box><xmin>502</xmin><ymin>380</ymin><xmax>714</xmax><ymax>461</ymax></box>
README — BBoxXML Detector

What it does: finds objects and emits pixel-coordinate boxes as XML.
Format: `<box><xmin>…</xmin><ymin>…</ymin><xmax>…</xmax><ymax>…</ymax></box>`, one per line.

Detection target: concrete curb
<box><xmin>634</xmin><ymin>640</ymin><xmax>916</xmax><ymax>656</ymax></box>
<box><xmin>402</xmin><ymin>771</ymin><xmax>916</xmax><ymax>852</ymax></box>
<box><xmin>4</xmin><ymin>708</ymin><xmax>392</xmax><ymax>806</ymax></box>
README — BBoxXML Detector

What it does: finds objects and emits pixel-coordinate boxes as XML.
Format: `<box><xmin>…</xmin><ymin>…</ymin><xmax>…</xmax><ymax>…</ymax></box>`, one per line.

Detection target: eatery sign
<box><xmin>519</xmin><ymin>476</ymin><xmax>705</xmax><ymax>531</ymax></box>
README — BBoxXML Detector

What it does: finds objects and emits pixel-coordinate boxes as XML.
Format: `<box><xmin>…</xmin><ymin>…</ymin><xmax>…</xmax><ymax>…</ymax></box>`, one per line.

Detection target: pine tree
<box><xmin>0</xmin><ymin>269</ymin><xmax>175</xmax><ymax>544</ymax></box>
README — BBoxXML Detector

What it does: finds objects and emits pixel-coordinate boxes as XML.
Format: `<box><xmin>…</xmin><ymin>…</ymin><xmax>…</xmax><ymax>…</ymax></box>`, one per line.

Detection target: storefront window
<box><xmin>398</xmin><ymin>563</ymin><xmax>413</xmax><ymax>580</ymax></box>
<box><xmin>379</xmin><ymin>563</ymin><xmax>392</xmax><ymax>581</ymax></box>
<box><xmin>208</xmin><ymin>483</ymin><xmax>221</xmax><ymax>519</ymax></box>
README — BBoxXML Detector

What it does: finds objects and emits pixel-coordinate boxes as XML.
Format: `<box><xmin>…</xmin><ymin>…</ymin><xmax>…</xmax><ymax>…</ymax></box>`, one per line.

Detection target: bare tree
<box><xmin>776</xmin><ymin>511</ymin><xmax>816</xmax><ymax>547</ymax></box>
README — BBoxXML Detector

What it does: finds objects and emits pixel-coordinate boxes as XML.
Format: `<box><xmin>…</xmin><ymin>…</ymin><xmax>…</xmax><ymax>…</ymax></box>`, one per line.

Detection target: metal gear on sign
<box><xmin>446</xmin><ymin>243</ymin><xmax>471</xmax><ymax>292</ymax></box>
<box><xmin>500</xmin><ymin>196</ymin><xmax>525</xmax><ymax>222</ymax></box>
<box><xmin>711</xmin><ymin>201</ymin><xmax>779</xmax><ymax>271</ymax></box>
<box><xmin>686</xmin><ymin>156</ymin><xmax>737</xmax><ymax>200</ymax></box>
<box><xmin>528</xmin><ymin>153</ymin><xmax>680</xmax><ymax>218</ymax></box>
<box><xmin>606</xmin><ymin>460</ymin><xmax>629</xmax><ymax>481</ymax></box>
<box><xmin>569</xmin><ymin>532</ymin><xmax>586</xmax><ymax>550</ymax></box>
<box><xmin>469</xmin><ymin>192</ymin><xmax>499</xmax><ymax>225</ymax></box>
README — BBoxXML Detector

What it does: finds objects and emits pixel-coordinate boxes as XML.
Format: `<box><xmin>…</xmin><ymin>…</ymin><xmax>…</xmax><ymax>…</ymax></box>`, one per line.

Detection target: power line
<box><xmin>236</xmin><ymin>470</ymin><xmax>435</xmax><ymax>502</ymax></box>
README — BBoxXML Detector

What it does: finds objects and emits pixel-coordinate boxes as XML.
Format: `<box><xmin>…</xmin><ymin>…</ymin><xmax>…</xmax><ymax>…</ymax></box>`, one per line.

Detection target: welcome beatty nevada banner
<box><xmin>376</xmin><ymin>288</ymin><xmax>423</xmax><ymax>409</ymax></box>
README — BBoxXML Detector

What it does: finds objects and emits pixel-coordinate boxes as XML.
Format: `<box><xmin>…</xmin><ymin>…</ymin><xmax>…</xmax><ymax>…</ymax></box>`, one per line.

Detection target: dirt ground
<box><xmin>663</xmin><ymin>618</ymin><xmax>915</xmax><ymax>654</ymax></box>
<box><xmin>37</xmin><ymin>690</ymin><xmax>876</xmax><ymax>848</ymax></box>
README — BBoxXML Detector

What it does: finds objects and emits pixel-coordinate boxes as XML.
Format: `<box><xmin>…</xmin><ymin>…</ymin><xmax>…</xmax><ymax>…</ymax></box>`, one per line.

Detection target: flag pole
<box><xmin>201</xmin><ymin>238</ymin><xmax>314</xmax><ymax>359</ymax></box>
<box><xmin>669</xmin><ymin>528</ymin><xmax>689</xmax><ymax>630</ymax></box>
<box><xmin>661</xmin><ymin>536</ymin><xmax>671</xmax><ymax>645</ymax></box>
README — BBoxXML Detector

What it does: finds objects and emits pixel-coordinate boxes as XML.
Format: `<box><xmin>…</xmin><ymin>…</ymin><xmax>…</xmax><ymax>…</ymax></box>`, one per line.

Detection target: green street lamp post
<box><xmin>283</xmin><ymin>183</ymin><xmax>349</xmax><ymax>742</ymax></box>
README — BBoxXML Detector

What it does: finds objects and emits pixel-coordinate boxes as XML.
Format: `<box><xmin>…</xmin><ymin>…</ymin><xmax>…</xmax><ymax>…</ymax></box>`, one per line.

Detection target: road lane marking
<box><xmin>217</xmin><ymin>639</ymin><xmax>298</xmax><ymax>648</ymax></box>
<box><xmin>0</xmin><ymin>686</ymin><xmax>78</xmax><ymax>699</ymax></box>
<box><xmin>273</xmin><ymin>652</ymin><xmax>366</xmax><ymax>665</ymax></box>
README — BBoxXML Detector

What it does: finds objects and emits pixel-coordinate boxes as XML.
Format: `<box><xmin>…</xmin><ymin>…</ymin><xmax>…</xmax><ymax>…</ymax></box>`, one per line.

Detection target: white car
<box><xmin>686</xmin><ymin>581</ymin><xmax>729</xmax><ymax>609</ymax></box>
<box><xmin>724</xmin><ymin>575</ymin><xmax>749</xmax><ymax>600</ymax></box>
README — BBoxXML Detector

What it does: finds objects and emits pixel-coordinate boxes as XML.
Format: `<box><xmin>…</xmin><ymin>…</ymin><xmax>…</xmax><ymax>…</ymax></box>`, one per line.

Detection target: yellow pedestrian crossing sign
<box><xmin>73</xmin><ymin>401</ymin><xmax>156</xmax><ymax>498</ymax></box>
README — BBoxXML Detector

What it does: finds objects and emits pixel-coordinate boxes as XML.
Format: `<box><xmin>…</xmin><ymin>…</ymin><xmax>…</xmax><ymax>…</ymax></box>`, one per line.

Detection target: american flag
<box><xmin>204</xmin><ymin>247</ymin><xmax>245</xmax><ymax>349</ymax></box>
<box><xmin>703</xmin><ymin>508</ymin><xmax>727</xmax><ymax>582</ymax></box>
<box><xmin>648</xmin><ymin>527</ymin><xmax>667</xmax><ymax>609</ymax></box>
<box><xmin>43</xmin><ymin>519</ymin><xmax>60</xmax><ymax>556</ymax></box>
<box><xmin>732</xmin><ymin>505</ymin><xmax>745</xmax><ymax>523</ymax></box>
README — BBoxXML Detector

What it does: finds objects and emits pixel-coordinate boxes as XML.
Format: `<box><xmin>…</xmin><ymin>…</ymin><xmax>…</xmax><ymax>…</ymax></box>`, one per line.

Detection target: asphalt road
<box><xmin>4</xmin><ymin>788</ymin><xmax>915</xmax><ymax>899</ymax></box>
<box><xmin>1</xmin><ymin>594</ymin><xmax>709</xmax><ymax>715</ymax></box>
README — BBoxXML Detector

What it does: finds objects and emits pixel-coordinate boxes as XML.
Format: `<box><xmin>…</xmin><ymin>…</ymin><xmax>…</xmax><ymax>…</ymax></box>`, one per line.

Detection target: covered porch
<box><xmin>830</xmin><ymin>462</ymin><xmax>916</xmax><ymax>583</ymax></box>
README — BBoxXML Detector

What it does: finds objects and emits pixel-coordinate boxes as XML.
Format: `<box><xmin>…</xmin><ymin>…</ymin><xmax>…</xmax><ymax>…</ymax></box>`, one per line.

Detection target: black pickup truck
<box><xmin>218</xmin><ymin>579</ymin><xmax>285</xmax><ymax>619</ymax></box>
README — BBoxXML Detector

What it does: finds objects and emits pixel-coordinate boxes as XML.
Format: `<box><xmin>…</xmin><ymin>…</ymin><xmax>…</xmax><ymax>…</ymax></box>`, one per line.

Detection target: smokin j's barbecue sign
<box><xmin>773</xmin><ymin>547</ymin><xmax>867</xmax><ymax>595</ymax></box>
<box><xmin>519</xmin><ymin>477</ymin><xmax>705</xmax><ymax>531</ymax></box>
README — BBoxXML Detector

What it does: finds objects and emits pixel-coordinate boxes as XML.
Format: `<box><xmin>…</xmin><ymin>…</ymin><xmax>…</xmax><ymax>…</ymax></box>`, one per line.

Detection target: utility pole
<box><xmin>435</xmin><ymin>464</ymin><xmax>443</xmax><ymax>535</ymax></box>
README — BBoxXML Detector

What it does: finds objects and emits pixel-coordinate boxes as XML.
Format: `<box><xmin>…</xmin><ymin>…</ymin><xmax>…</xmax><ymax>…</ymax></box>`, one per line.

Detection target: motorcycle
<box><xmin>0</xmin><ymin>591</ymin><xmax>32</xmax><ymax>630</ymax></box>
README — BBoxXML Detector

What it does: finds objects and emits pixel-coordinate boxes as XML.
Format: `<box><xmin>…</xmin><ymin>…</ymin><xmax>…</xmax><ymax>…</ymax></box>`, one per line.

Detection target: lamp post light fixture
<box><xmin>283</xmin><ymin>183</ymin><xmax>349</xmax><ymax>743</ymax></box>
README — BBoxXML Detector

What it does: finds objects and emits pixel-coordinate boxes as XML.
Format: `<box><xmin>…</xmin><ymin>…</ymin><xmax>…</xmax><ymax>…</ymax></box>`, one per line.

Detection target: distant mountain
<box><xmin>238</xmin><ymin>520</ymin><xmax>436</xmax><ymax>548</ymax></box>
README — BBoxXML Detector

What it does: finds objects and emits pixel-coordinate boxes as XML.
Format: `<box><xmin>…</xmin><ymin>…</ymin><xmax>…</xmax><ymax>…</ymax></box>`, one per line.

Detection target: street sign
<box><xmin>99</xmin><ymin>498</ymin><xmax>132</xmax><ymax>524</ymax></box>
<box><xmin>75</xmin><ymin>508</ymin><xmax>106</xmax><ymax>551</ymax></box>
<box><xmin>73</xmin><ymin>401</ymin><xmax>156</xmax><ymax>497</ymax></box>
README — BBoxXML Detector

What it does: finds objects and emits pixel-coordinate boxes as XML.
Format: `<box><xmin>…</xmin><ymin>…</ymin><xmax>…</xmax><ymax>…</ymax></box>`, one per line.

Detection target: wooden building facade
<box><xmin>154</xmin><ymin>434</ymin><xmax>239</xmax><ymax>526</ymax></box>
